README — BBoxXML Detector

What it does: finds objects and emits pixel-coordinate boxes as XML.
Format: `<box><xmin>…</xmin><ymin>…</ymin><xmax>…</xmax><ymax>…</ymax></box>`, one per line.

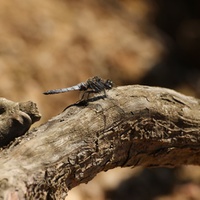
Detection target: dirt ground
<box><xmin>1</xmin><ymin>0</ymin><xmax>200</xmax><ymax>199</ymax></box>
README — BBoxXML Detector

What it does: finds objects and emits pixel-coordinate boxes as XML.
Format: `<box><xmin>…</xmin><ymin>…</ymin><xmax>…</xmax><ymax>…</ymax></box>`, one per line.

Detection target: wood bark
<box><xmin>0</xmin><ymin>85</ymin><xmax>200</xmax><ymax>199</ymax></box>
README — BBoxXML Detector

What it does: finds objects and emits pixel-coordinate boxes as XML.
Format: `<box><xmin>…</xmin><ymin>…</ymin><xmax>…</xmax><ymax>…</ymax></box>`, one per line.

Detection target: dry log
<box><xmin>0</xmin><ymin>85</ymin><xmax>200</xmax><ymax>199</ymax></box>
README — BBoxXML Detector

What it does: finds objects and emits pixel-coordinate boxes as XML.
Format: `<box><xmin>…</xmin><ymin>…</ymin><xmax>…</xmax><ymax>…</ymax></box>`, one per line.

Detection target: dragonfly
<box><xmin>43</xmin><ymin>76</ymin><xmax>113</xmax><ymax>99</ymax></box>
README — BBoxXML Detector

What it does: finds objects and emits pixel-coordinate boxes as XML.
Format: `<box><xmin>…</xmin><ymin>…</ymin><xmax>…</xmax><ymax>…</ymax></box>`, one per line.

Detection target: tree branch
<box><xmin>0</xmin><ymin>98</ymin><xmax>41</xmax><ymax>147</ymax></box>
<box><xmin>1</xmin><ymin>85</ymin><xmax>200</xmax><ymax>199</ymax></box>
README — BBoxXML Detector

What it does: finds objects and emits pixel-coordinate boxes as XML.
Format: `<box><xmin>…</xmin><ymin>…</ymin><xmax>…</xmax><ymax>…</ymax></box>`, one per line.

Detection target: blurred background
<box><xmin>1</xmin><ymin>0</ymin><xmax>200</xmax><ymax>199</ymax></box>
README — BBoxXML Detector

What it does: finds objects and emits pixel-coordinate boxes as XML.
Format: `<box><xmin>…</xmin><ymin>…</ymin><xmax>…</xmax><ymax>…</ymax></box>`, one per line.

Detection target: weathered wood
<box><xmin>1</xmin><ymin>85</ymin><xmax>200</xmax><ymax>199</ymax></box>
<box><xmin>0</xmin><ymin>98</ymin><xmax>41</xmax><ymax>147</ymax></box>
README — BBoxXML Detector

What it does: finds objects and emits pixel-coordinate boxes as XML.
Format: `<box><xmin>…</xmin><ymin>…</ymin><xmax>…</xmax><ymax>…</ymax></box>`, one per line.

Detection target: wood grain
<box><xmin>1</xmin><ymin>85</ymin><xmax>200</xmax><ymax>199</ymax></box>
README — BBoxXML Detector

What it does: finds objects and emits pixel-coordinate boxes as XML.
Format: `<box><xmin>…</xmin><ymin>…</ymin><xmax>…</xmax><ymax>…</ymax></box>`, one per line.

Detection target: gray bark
<box><xmin>0</xmin><ymin>85</ymin><xmax>200</xmax><ymax>199</ymax></box>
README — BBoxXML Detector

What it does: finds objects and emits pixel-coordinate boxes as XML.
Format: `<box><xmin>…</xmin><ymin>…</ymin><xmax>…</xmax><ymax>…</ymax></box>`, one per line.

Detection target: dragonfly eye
<box><xmin>105</xmin><ymin>80</ymin><xmax>113</xmax><ymax>89</ymax></box>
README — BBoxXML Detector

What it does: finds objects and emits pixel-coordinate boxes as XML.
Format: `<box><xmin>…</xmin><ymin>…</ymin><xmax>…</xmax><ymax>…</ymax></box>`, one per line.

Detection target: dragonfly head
<box><xmin>105</xmin><ymin>79</ymin><xmax>113</xmax><ymax>90</ymax></box>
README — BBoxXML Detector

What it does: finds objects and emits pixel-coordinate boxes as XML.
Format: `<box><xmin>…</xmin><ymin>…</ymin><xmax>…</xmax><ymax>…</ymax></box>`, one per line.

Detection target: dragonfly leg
<box><xmin>80</xmin><ymin>91</ymin><xmax>93</xmax><ymax>101</ymax></box>
<box><xmin>80</xmin><ymin>90</ymin><xmax>107</xmax><ymax>102</ymax></box>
